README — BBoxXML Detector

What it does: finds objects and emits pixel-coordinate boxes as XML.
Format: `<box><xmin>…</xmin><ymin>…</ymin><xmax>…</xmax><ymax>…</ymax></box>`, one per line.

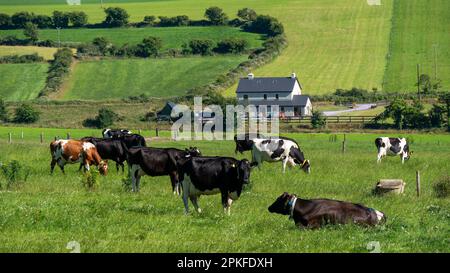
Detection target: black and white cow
<box><xmin>234</xmin><ymin>133</ymin><xmax>299</xmax><ymax>154</ymax></box>
<box><xmin>375</xmin><ymin>137</ymin><xmax>411</xmax><ymax>163</ymax></box>
<box><xmin>126</xmin><ymin>146</ymin><xmax>201</xmax><ymax>193</ymax></box>
<box><xmin>252</xmin><ymin>138</ymin><xmax>310</xmax><ymax>173</ymax></box>
<box><xmin>80</xmin><ymin>137</ymin><xmax>128</xmax><ymax>172</ymax></box>
<box><xmin>113</xmin><ymin>133</ymin><xmax>147</xmax><ymax>148</ymax></box>
<box><xmin>177</xmin><ymin>156</ymin><xmax>257</xmax><ymax>215</ymax></box>
<box><xmin>102</xmin><ymin>129</ymin><xmax>132</xmax><ymax>138</ymax></box>
<box><xmin>268</xmin><ymin>192</ymin><xmax>386</xmax><ymax>229</ymax></box>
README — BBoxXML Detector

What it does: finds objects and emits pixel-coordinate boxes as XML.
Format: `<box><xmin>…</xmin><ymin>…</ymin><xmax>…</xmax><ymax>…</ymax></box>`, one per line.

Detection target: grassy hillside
<box><xmin>383</xmin><ymin>0</ymin><xmax>450</xmax><ymax>92</ymax></box>
<box><xmin>0</xmin><ymin>0</ymin><xmax>394</xmax><ymax>95</ymax></box>
<box><xmin>60</xmin><ymin>55</ymin><xmax>247</xmax><ymax>100</ymax></box>
<box><xmin>0</xmin><ymin>46</ymin><xmax>57</xmax><ymax>60</ymax></box>
<box><xmin>0</xmin><ymin>27</ymin><xmax>264</xmax><ymax>50</ymax></box>
<box><xmin>0</xmin><ymin>129</ymin><xmax>449</xmax><ymax>252</ymax></box>
<box><xmin>0</xmin><ymin>63</ymin><xmax>48</xmax><ymax>101</ymax></box>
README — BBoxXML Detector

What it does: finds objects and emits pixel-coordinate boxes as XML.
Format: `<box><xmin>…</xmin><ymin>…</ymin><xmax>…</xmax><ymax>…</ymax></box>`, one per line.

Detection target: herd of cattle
<box><xmin>48</xmin><ymin>129</ymin><xmax>413</xmax><ymax>229</ymax></box>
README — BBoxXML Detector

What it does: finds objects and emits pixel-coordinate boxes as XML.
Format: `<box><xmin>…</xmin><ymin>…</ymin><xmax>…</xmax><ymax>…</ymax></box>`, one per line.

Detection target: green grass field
<box><xmin>0</xmin><ymin>63</ymin><xmax>48</xmax><ymax>101</ymax></box>
<box><xmin>383</xmin><ymin>0</ymin><xmax>450</xmax><ymax>92</ymax></box>
<box><xmin>0</xmin><ymin>26</ymin><xmax>264</xmax><ymax>50</ymax></box>
<box><xmin>0</xmin><ymin>46</ymin><xmax>58</xmax><ymax>60</ymax></box>
<box><xmin>0</xmin><ymin>127</ymin><xmax>448</xmax><ymax>252</ymax></box>
<box><xmin>60</xmin><ymin>55</ymin><xmax>247</xmax><ymax>100</ymax></box>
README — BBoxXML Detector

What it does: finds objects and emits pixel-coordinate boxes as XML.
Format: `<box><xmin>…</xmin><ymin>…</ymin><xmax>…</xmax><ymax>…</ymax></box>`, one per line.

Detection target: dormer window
<box><xmin>263</xmin><ymin>94</ymin><xmax>267</xmax><ymax>100</ymax></box>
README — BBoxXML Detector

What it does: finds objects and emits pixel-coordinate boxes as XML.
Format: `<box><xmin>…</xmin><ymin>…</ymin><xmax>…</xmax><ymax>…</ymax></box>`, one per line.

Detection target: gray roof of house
<box><xmin>236</xmin><ymin>77</ymin><xmax>301</xmax><ymax>93</ymax></box>
<box><xmin>238</xmin><ymin>95</ymin><xmax>310</xmax><ymax>107</ymax></box>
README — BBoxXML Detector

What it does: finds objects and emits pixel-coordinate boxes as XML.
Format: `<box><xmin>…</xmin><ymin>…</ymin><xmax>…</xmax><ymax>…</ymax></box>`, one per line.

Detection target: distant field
<box><xmin>383</xmin><ymin>0</ymin><xmax>450</xmax><ymax>92</ymax></box>
<box><xmin>0</xmin><ymin>0</ymin><xmax>394</xmax><ymax>95</ymax></box>
<box><xmin>0</xmin><ymin>46</ymin><xmax>57</xmax><ymax>60</ymax></box>
<box><xmin>0</xmin><ymin>27</ymin><xmax>264</xmax><ymax>50</ymax></box>
<box><xmin>0</xmin><ymin>63</ymin><xmax>48</xmax><ymax>101</ymax></box>
<box><xmin>60</xmin><ymin>55</ymin><xmax>247</xmax><ymax>100</ymax></box>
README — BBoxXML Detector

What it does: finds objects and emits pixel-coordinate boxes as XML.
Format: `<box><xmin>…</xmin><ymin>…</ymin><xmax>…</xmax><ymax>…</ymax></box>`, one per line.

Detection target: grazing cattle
<box><xmin>375</xmin><ymin>137</ymin><xmax>411</xmax><ymax>163</ymax></box>
<box><xmin>268</xmin><ymin>192</ymin><xmax>386</xmax><ymax>229</ymax></box>
<box><xmin>102</xmin><ymin>128</ymin><xmax>132</xmax><ymax>138</ymax></box>
<box><xmin>234</xmin><ymin>133</ymin><xmax>299</xmax><ymax>154</ymax></box>
<box><xmin>252</xmin><ymin>138</ymin><xmax>310</xmax><ymax>173</ymax></box>
<box><xmin>80</xmin><ymin>137</ymin><xmax>128</xmax><ymax>172</ymax></box>
<box><xmin>177</xmin><ymin>156</ymin><xmax>257</xmax><ymax>215</ymax></box>
<box><xmin>127</xmin><ymin>146</ymin><xmax>201</xmax><ymax>193</ymax></box>
<box><xmin>112</xmin><ymin>133</ymin><xmax>146</xmax><ymax>148</ymax></box>
<box><xmin>50</xmin><ymin>139</ymin><xmax>108</xmax><ymax>175</ymax></box>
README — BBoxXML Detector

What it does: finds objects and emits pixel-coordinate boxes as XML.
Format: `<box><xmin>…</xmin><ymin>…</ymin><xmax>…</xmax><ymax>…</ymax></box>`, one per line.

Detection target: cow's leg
<box><xmin>50</xmin><ymin>159</ymin><xmax>57</xmax><ymax>174</ymax></box>
<box><xmin>136</xmin><ymin>172</ymin><xmax>141</xmax><ymax>192</ymax></box>
<box><xmin>190</xmin><ymin>196</ymin><xmax>201</xmax><ymax>213</ymax></box>
<box><xmin>282</xmin><ymin>157</ymin><xmax>289</xmax><ymax>173</ymax></box>
<box><xmin>401</xmin><ymin>153</ymin><xmax>405</xmax><ymax>164</ymax></box>
<box><xmin>129</xmin><ymin>164</ymin><xmax>139</xmax><ymax>192</ymax></box>
<box><xmin>181</xmin><ymin>180</ymin><xmax>190</xmax><ymax>214</ymax></box>
<box><xmin>116</xmin><ymin>162</ymin><xmax>120</xmax><ymax>173</ymax></box>
<box><xmin>57</xmin><ymin>159</ymin><xmax>65</xmax><ymax>174</ymax></box>
<box><xmin>170</xmin><ymin>172</ymin><xmax>180</xmax><ymax>196</ymax></box>
<box><xmin>221</xmin><ymin>191</ymin><xmax>231</xmax><ymax>215</ymax></box>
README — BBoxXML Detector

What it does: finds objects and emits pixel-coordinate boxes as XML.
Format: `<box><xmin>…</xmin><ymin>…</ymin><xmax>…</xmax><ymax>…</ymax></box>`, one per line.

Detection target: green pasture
<box><xmin>0</xmin><ymin>63</ymin><xmax>48</xmax><ymax>101</ymax></box>
<box><xmin>0</xmin><ymin>127</ymin><xmax>449</xmax><ymax>252</ymax></box>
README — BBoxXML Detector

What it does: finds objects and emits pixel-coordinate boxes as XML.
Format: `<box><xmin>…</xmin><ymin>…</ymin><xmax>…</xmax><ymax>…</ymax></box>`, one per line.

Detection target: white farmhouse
<box><xmin>236</xmin><ymin>73</ymin><xmax>312</xmax><ymax>117</ymax></box>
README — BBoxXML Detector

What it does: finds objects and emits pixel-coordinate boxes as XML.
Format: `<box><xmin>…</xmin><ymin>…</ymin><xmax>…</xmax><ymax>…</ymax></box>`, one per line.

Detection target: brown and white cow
<box><xmin>50</xmin><ymin>139</ymin><xmax>108</xmax><ymax>175</ymax></box>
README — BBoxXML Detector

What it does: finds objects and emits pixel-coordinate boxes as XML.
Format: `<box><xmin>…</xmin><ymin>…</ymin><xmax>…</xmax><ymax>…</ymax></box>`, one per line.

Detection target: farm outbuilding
<box><xmin>157</xmin><ymin>101</ymin><xmax>176</xmax><ymax>121</ymax></box>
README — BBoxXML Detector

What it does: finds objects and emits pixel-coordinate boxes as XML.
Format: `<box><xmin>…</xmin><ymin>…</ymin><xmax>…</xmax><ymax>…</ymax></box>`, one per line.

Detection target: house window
<box><xmin>281</xmin><ymin>106</ymin><xmax>285</xmax><ymax>112</ymax></box>
<box><xmin>243</xmin><ymin>95</ymin><xmax>248</xmax><ymax>100</ymax></box>
<box><xmin>276</xmin><ymin>94</ymin><xmax>279</xmax><ymax>100</ymax></box>
<box><xmin>263</xmin><ymin>94</ymin><xmax>267</xmax><ymax>100</ymax></box>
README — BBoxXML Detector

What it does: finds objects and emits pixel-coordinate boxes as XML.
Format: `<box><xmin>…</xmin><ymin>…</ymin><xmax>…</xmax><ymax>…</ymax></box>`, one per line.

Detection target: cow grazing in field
<box><xmin>177</xmin><ymin>156</ymin><xmax>257</xmax><ymax>215</ymax></box>
<box><xmin>375</xmin><ymin>137</ymin><xmax>411</xmax><ymax>163</ymax></box>
<box><xmin>233</xmin><ymin>133</ymin><xmax>299</xmax><ymax>154</ymax></box>
<box><xmin>252</xmin><ymin>138</ymin><xmax>310</xmax><ymax>173</ymax></box>
<box><xmin>127</xmin><ymin>146</ymin><xmax>201</xmax><ymax>193</ymax></box>
<box><xmin>112</xmin><ymin>133</ymin><xmax>146</xmax><ymax>148</ymax></box>
<box><xmin>268</xmin><ymin>192</ymin><xmax>386</xmax><ymax>229</ymax></box>
<box><xmin>80</xmin><ymin>137</ymin><xmax>128</xmax><ymax>172</ymax></box>
<box><xmin>102</xmin><ymin>128</ymin><xmax>132</xmax><ymax>139</ymax></box>
<box><xmin>50</xmin><ymin>139</ymin><xmax>108</xmax><ymax>175</ymax></box>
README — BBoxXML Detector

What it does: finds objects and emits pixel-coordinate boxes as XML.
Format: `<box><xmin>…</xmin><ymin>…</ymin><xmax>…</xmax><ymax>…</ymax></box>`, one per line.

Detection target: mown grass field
<box><xmin>0</xmin><ymin>0</ymin><xmax>395</xmax><ymax>94</ymax></box>
<box><xmin>0</xmin><ymin>26</ymin><xmax>264</xmax><ymax>50</ymax></box>
<box><xmin>0</xmin><ymin>126</ymin><xmax>448</xmax><ymax>252</ymax></box>
<box><xmin>0</xmin><ymin>46</ymin><xmax>58</xmax><ymax>60</ymax></box>
<box><xmin>383</xmin><ymin>0</ymin><xmax>450</xmax><ymax>92</ymax></box>
<box><xmin>60</xmin><ymin>55</ymin><xmax>247</xmax><ymax>100</ymax></box>
<box><xmin>0</xmin><ymin>63</ymin><xmax>48</xmax><ymax>101</ymax></box>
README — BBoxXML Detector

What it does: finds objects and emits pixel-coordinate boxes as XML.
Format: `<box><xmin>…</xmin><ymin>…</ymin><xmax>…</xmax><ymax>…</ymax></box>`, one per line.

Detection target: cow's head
<box><xmin>403</xmin><ymin>144</ymin><xmax>412</xmax><ymax>160</ymax></box>
<box><xmin>98</xmin><ymin>160</ymin><xmax>108</xmax><ymax>175</ymax></box>
<box><xmin>234</xmin><ymin>134</ymin><xmax>254</xmax><ymax>154</ymax></box>
<box><xmin>185</xmin><ymin>147</ymin><xmax>201</xmax><ymax>157</ymax></box>
<box><xmin>289</xmin><ymin>147</ymin><xmax>311</xmax><ymax>174</ymax></box>
<box><xmin>268</xmin><ymin>192</ymin><xmax>295</xmax><ymax>215</ymax></box>
<box><xmin>228</xmin><ymin>159</ymin><xmax>257</xmax><ymax>200</ymax></box>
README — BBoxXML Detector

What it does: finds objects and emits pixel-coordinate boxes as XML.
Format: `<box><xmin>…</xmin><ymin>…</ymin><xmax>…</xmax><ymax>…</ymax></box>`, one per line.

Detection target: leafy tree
<box><xmin>0</xmin><ymin>13</ymin><xmax>12</xmax><ymax>29</ymax></box>
<box><xmin>214</xmin><ymin>39</ymin><xmax>248</xmax><ymax>54</ymax></box>
<box><xmin>11</xmin><ymin>11</ymin><xmax>33</xmax><ymax>28</ymax></box>
<box><xmin>13</xmin><ymin>104</ymin><xmax>40</xmax><ymax>123</ymax></box>
<box><xmin>0</xmin><ymin>98</ymin><xmax>8</xmax><ymax>122</ymax></box>
<box><xmin>188</xmin><ymin>39</ymin><xmax>215</xmax><ymax>55</ymax></box>
<box><xmin>429</xmin><ymin>104</ymin><xmax>445</xmax><ymax>128</ymax></box>
<box><xmin>417</xmin><ymin>73</ymin><xmax>442</xmax><ymax>94</ymax></box>
<box><xmin>136</xmin><ymin>36</ymin><xmax>162</xmax><ymax>57</ymax></box>
<box><xmin>32</xmin><ymin>15</ymin><xmax>52</xmax><ymax>28</ymax></box>
<box><xmin>23</xmin><ymin>22</ymin><xmax>38</xmax><ymax>43</ymax></box>
<box><xmin>52</xmin><ymin>11</ymin><xmax>69</xmax><ymax>28</ymax></box>
<box><xmin>243</xmin><ymin>15</ymin><xmax>284</xmax><ymax>36</ymax></box>
<box><xmin>237</xmin><ymin>8</ymin><xmax>257</xmax><ymax>21</ymax></box>
<box><xmin>439</xmin><ymin>92</ymin><xmax>450</xmax><ymax>131</ymax></box>
<box><xmin>103</xmin><ymin>7</ymin><xmax>129</xmax><ymax>27</ymax></box>
<box><xmin>204</xmin><ymin>7</ymin><xmax>228</xmax><ymax>25</ymax></box>
<box><xmin>92</xmin><ymin>37</ymin><xmax>110</xmax><ymax>55</ymax></box>
<box><xmin>143</xmin><ymin>15</ymin><xmax>156</xmax><ymax>25</ymax></box>
<box><xmin>69</xmin><ymin>11</ymin><xmax>88</xmax><ymax>27</ymax></box>
<box><xmin>96</xmin><ymin>108</ymin><xmax>119</xmax><ymax>128</ymax></box>
<box><xmin>311</xmin><ymin>110</ymin><xmax>326</xmax><ymax>129</ymax></box>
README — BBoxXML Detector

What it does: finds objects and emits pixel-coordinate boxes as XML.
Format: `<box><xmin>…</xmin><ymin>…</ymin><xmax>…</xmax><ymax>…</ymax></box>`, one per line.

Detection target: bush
<box><xmin>135</xmin><ymin>36</ymin><xmax>162</xmax><ymax>57</ymax></box>
<box><xmin>80</xmin><ymin>170</ymin><xmax>99</xmax><ymax>190</ymax></box>
<box><xmin>143</xmin><ymin>15</ymin><xmax>156</xmax><ymax>26</ymax></box>
<box><xmin>243</xmin><ymin>14</ymin><xmax>284</xmax><ymax>36</ymax></box>
<box><xmin>103</xmin><ymin>7</ymin><xmax>129</xmax><ymax>27</ymax></box>
<box><xmin>237</xmin><ymin>8</ymin><xmax>257</xmax><ymax>22</ymax></box>
<box><xmin>433</xmin><ymin>176</ymin><xmax>450</xmax><ymax>198</ymax></box>
<box><xmin>32</xmin><ymin>14</ymin><xmax>52</xmax><ymax>28</ymax></box>
<box><xmin>0</xmin><ymin>13</ymin><xmax>11</xmax><ymax>29</ymax></box>
<box><xmin>214</xmin><ymin>39</ymin><xmax>248</xmax><ymax>54</ymax></box>
<box><xmin>311</xmin><ymin>110</ymin><xmax>326</xmax><ymax>129</ymax></box>
<box><xmin>186</xmin><ymin>39</ymin><xmax>215</xmax><ymax>56</ymax></box>
<box><xmin>141</xmin><ymin>111</ymin><xmax>156</xmax><ymax>122</ymax></box>
<box><xmin>83</xmin><ymin>108</ymin><xmax>120</xmax><ymax>128</ymax></box>
<box><xmin>0</xmin><ymin>160</ymin><xmax>30</xmax><ymax>189</ymax></box>
<box><xmin>68</xmin><ymin>11</ymin><xmax>88</xmax><ymax>27</ymax></box>
<box><xmin>11</xmin><ymin>11</ymin><xmax>34</xmax><ymax>28</ymax></box>
<box><xmin>158</xmin><ymin>15</ymin><xmax>190</xmax><ymax>27</ymax></box>
<box><xmin>13</xmin><ymin>104</ymin><xmax>40</xmax><ymax>123</ymax></box>
<box><xmin>0</xmin><ymin>99</ymin><xmax>7</xmax><ymax>122</ymax></box>
<box><xmin>0</xmin><ymin>53</ymin><xmax>44</xmax><ymax>64</ymax></box>
<box><xmin>52</xmin><ymin>11</ymin><xmax>69</xmax><ymax>28</ymax></box>
<box><xmin>23</xmin><ymin>22</ymin><xmax>38</xmax><ymax>43</ymax></box>
<box><xmin>204</xmin><ymin>7</ymin><xmax>228</xmax><ymax>25</ymax></box>
<box><xmin>92</xmin><ymin>37</ymin><xmax>111</xmax><ymax>55</ymax></box>
<box><xmin>39</xmin><ymin>48</ymin><xmax>73</xmax><ymax>97</ymax></box>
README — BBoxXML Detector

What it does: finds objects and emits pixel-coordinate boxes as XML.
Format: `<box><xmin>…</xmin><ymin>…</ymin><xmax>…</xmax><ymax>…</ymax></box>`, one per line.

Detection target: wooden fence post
<box><xmin>21</xmin><ymin>131</ymin><xmax>24</xmax><ymax>140</ymax></box>
<box><xmin>40</xmin><ymin>133</ymin><xmax>43</xmax><ymax>143</ymax></box>
<box><xmin>342</xmin><ymin>134</ymin><xmax>346</xmax><ymax>153</ymax></box>
<box><xmin>416</xmin><ymin>170</ymin><xmax>421</xmax><ymax>197</ymax></box>
<box><xmin>67</xmin><ymin>132</ymin><xmax>70</xmax><ymax>139</ymax></box>
<box><xmin>156</xmin><ymin>127</ymin><xmax>159</xmax><ymax>137</ymax></box>
<box><xmin>8</xmin><ymin>132</ymin><xmax>12</xmax><ymax>144</ymax></box>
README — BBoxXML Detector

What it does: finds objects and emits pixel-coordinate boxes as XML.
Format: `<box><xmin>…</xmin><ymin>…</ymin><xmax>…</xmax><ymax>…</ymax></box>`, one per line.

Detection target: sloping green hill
<box><xmin>60</xmin><ymin>55</ymin><xmax>247</xmax><ymax>100</ymax></box>
<box><xmin>383</xmin><ymin>0</ymin><xmax>450</xmax><ymax>92</ymax></box>
<box><xmin>0</xmin><ymin>63</ymin><xmax>48</xmax><ymax>101</ymax></box>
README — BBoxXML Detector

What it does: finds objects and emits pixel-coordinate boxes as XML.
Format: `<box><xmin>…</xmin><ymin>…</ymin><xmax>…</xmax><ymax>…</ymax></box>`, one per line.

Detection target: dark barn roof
<box><xmin>236</xmin><ymin>77</ymin><xmax>301</xmax><ymax>93</ymax></box>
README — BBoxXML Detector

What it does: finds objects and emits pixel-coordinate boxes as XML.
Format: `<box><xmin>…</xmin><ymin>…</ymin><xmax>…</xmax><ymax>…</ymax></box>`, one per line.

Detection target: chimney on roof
<box><xmin>248</xmin><ymin>73</ymin><xmax>254</xmax><ymax>80</ymax></box>
<box><xmin>291</xmin><ymin>72</ymin><xmax>296</xmax><ymax>79</ymax></box>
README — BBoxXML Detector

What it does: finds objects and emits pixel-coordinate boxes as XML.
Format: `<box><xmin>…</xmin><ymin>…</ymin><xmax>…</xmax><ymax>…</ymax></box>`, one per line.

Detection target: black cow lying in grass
<box><xmin>176</xmin><ymin>156</ymin><xmax>257</xmax><ymax>215</ymax></box>
<box><xmin>268</xmin><ymin>192</ymin><xmax>386</xmax><ymax>229</ymax></box>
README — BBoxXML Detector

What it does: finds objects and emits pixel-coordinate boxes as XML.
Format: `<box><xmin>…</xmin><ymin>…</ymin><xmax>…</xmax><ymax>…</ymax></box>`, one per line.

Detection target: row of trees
<box><xmin>39</xmin><ymin>48</ymin><xmax>73</xmax><ymax>97</ymax></box>
<box><xmin>0</xmin><ymin>11</ymin><xmax>88</xmax><ymax>29</ymax></box>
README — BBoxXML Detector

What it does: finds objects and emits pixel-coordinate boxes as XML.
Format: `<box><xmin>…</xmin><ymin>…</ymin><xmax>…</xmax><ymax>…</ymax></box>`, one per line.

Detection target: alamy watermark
<box><xmin>66</xmin><ymin>0</ymin><xmax>81</xmax><ymax>5</ymax></box>
<box><xmin>170</xmin><ymin>97</ymin><xmax>280</xmax><ymax>141</ymax></box>
<box><xmin>66</xmin><ymin>240</ymin><xmax>81</xmax><ymax>253</ymax></box>
<box><xmin>366</xmin><ymin>241</ymin><xmax>381</xmax><ymax>253</ymax></box>
<box><xmin>367</xmin><ymin>0</ymin><xmax>381</xmax><ymax>6</ymax></box>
